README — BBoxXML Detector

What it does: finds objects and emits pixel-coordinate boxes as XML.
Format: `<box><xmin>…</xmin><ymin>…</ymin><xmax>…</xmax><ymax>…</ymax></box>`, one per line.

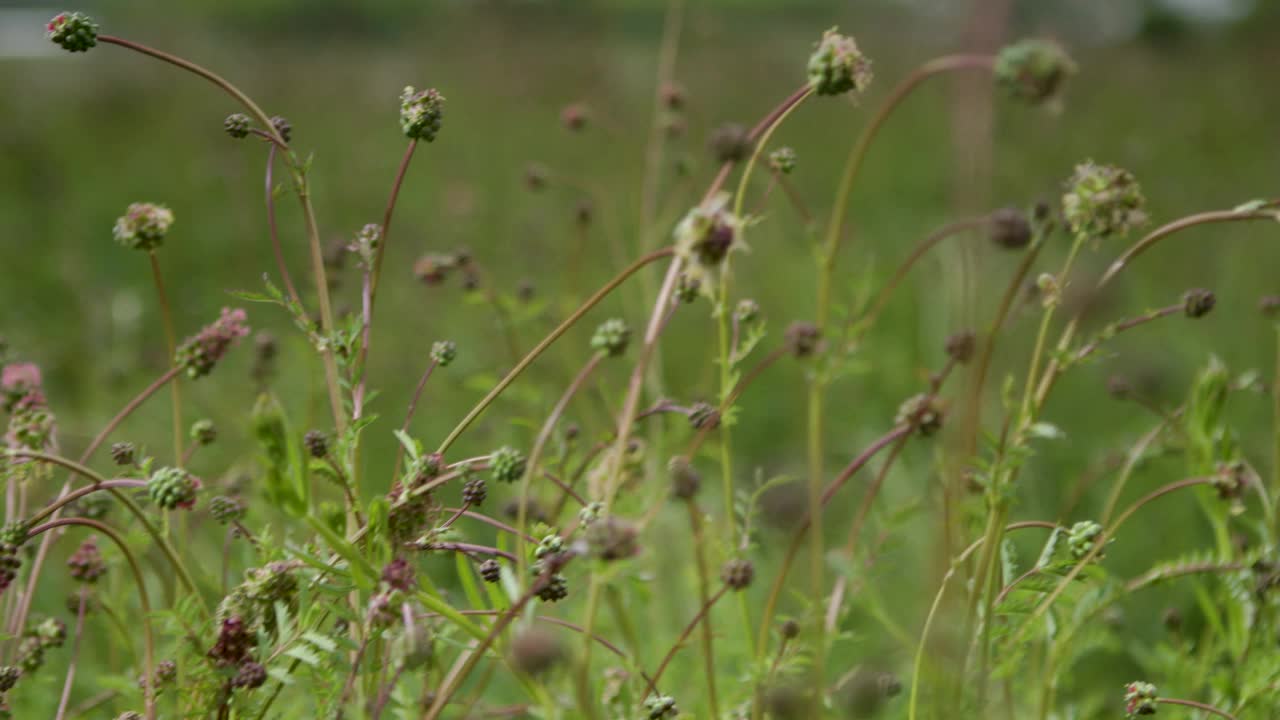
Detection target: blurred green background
<box><xmin>2</xmin><ymin>0</ymin><xmax>1279</xmax><ymax>714</ymax></box>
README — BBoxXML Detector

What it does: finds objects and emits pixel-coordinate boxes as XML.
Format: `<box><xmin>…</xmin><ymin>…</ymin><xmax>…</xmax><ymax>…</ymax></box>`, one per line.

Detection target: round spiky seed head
<box><xmin>807</xmin><ymin>27</ymin><xmax>872</xmax><ymax>97</ymax></box>
<box><xmin>534</xmin><ymin>534</ymin><xmax>564</xmax><ymax>560</ymax></box>
<box><xmin>0</xmin><ymin>666</ymin><xmax>19</xmax><ymax>692</ymax></box>
<box><xmin>190</xmin><ymin>419</ymin><xmax>217</xmax><ymax>446</ymax></box>
<box><xmin>780</xmin><ymin>619</ymin><xmax>801</xmax><ymax>639</ymax></box>
<box><xmin>645</xmin><ymin>695</ymin><xmax>679</xmax><ymax>719</ymax></box>
<box><xmin>224</xmin><ymin>113</ymin><xmax>251</xmax><ymax>139</ymax></box>
<box><xmin>46</xmin><ymin>12</ymin><xmax>97</xmax><ymax>52</ymax></box>
<box><xmin>431</xmin><ymin>340</ymin><xmax>457</xmax><ymax>367</ymax></box>
<box><xmin>478</xmin><ymin>558</ymin><xmax>501</xmax><ymax>583</ymax></box>
<box><xmin>1124</xmin><ymin>681</ymin><xmax>1158</xmax><ymax>716</ymax></box>
<box><xmin>1183</xmin><ymin>288</ymin><xmax>1216</xmax><ymax>319</ymax></box>
<box><xmin>149</xmin><ymin>659</ymin><xmax>177</xmax><ymax>688</ymax></box>
<box><xmin>67</xmin><ymin>536</ymin><xmax>105</xmax><ymax>583</ymax></box>
<box><xmin>586</xmin><ymin>516</ymin><xmax>639</xmax><ymax>562</ymax></box>
<box><xmin>208</xmin><ymin>615</ymin><xmax>255</xmax><ymax>667</ymax></box>
<box><xmin>269</xmin><ymin>116</ymin><xmax>292</xmax><ymax>143</ymax></box>
<box><xmin>0</xmin><ymin>522</ymin><xmax>29</xmax><ymax>552</ymax></box>
<box><xmin>708</xmin><ymin>123</ymin><xmax>751</xmax><ymax>164</ymax></box>
<box><xmin>381</xmin><ymin>557</ymin><xmax>416</xmax><ymax>592</ymax></box>
<box><xmin>303</xmin><ymin>430</ymin><xmax>328</xmax><ymax>459</ymax></box>
<box><xmin>0</xmin><ymin>553</ymin><xmax>21</xmax><ymax>594</ymax></box>
<box><xmin>233</xmin><ymin>661</ymin><xmax>267</xmax><ymax>690</ymax></box>
<box><xmin>785</xmin><ymin>322</ymin><xmax>821</xmax><ymax>358</ymax></box>
<box><xmin>1162</xmin><ymin>607</ymin><xmax>1182</xmax><ymax>632</ymax></box>
<box><xmin>735</xmin><ymin>299</ymin><xmax>761</xmax><ymax>324</ymax></box>
<box><xmin>109</xmin><ymin>442</ymin><xmax>136</xmax><ymax>466</ymax></box>
<box><xmin>1062</xmin><ymin>162</ymin><xmax>1147</xmax><ymax>240</ymax></box>
<box><xmin>1212</xmin><ymin>461</ymin><xmax>1246</xmax><ymax>502</ymax></box>
<box><xmin>489</xmin><ymin>446</ymin><xmax>527</xmax><ymax>484</ymax></box>
<box><xmin>990</xmin><ymin>207</ymin><xmax>1032</xmax><ymax>249</ymax></box>
<box><xmin>400</xmin><ymin>86</ymin><xmax>445</xmax><ymax>141</ymax></box>
<box><xmin>721</xmin><ymin>558</ymin><xmax>755</xmax><ymax>590</ymax></box>
<box><xmin>147</xmin><ymin>467</ymin><xmax>200</xmax><ymax>510</ymax></box>
<box><xmin>895</xmin><ymin>394</ymin><xmax>943</xmax><ymax>437</ymax></box>
<box><xmin>674</xmin><ymin>274</ymin><xmax>701</xmax><ymax>304</ymax></box>
<box><xmin>769</xmin><ymin>147</ymin><xmax>797</xmax><ymax>175</ymax></box>
<box><xmin>945</xmin><ymin>330</ymin><xmax>976</xmax><ymax>365</ymax></box>
<box><xmin>1067</xmin><ymin>520</ymin><xmax>1104</xmax><ymax>560</ymax></box>
<box><xmin>510</xmin><ymin>626</ymin><xmax>563</xmax><ymax>676</ymax></box>
<box><xmin>687</xmin><ymin>401</ymin><xmax>720</xmax><ymax>430</ymax></box>
<box><xmin>113</xmin><ymin>202</ymin><xmax>174</xmax><ymax>252</ymax></box>
<box><xmin>669</xmin><ymin>457</ymin><xmax>701</xmax><ymax>500</ymax></box>
<box><xmin>591</xmin><ymin>319</ymin><xmax>631</xmax><ymax>357</ymax></box>
<box><xmin>461</xmin><ymin>477</ymin><xmax>487</xmax><ymax>507</ymax></box>
<box><xmin>209</xmin><ymin>495</ymin><xmax>246</xmax><ymax>525</ymax></box>
<box><xmin>995</xmin><ymin>39</ymin><xmax>1076</xmax><ymax>105</ymax></box>
<box><xmin>16</xmin><ymin>635</ymin><xmax>42</xmax><ymax>673</ymax></box>
<box><xmin>535</xmin><ymin>573</ymin><xmax>568</xmax><ymax>602</ymax></box>
<box><xmin>244</xmin><ymin>562</ymin><xmax>298</xmax><ymax>605</ymax></box>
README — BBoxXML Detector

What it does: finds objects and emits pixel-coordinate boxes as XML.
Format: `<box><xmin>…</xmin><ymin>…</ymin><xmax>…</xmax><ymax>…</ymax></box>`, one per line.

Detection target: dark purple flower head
<box><xmin>176</xmin><ymin>308</ymin><xmax>249</xmax><ymax>379</ymax></box>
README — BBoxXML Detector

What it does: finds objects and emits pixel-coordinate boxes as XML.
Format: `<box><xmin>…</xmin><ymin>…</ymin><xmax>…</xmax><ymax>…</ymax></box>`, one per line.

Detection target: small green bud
<box><xmin>590</xmin><ymin>318</ymin><xmax>631</xmax><ymax>357</ymax></box>
<box><xmin>209</xmin><ymin>495</ymin><xmax>246</xmax><ymax>525</ymax></box>
<box><xmin>430</xmin><ymin>340</ymin><xmax>457</xmax><ymax>367</ymax></box>
<box><xmin>400</xmin><ymin>86</ymin><xmax>445</xmax><ymax>141</ymax></box>
<box><xmin>995</xmin><ymin>39</ymin><xmax>1076</xmax><ymax>106</ymax></box>
<box><xmin>807</xmin><ymin>27</ymin><xmax>872</xmax><ymax>97</ymax></box>
<box><xmin>147</xmin><ymin>467</ymin><xmax>200</xmax><ymax>511</ymax></box>
<box><xmin>768</xmin><ymin>147</ymin><xmax>797</xmax><ymax>175</ymax></box>
<box><xmin>1067</xmin><ymin>520</ymin><xmax>1105</xmax><ymax>560</ymax></box>
<box><xmin>46</xmin><ymin>12</ymin><xmax>97</xmax><ymax>53</ymax></box>
<box><xmin>489</xmin><ymin>446</ymin><xmax>527</xmax><ymax>484</ymax></box>
<box><xmin>190</xmin><ymin>419</ymin><xmax>217</xmax><ymax>446</ymax></box>
<box><xmin>224</xmin><ymin>113</ymin><xmax>251</xmax><ymax>139</ymax></box>
<box><xmin>1062</xmin><ymin>161</ymin><xmax>1147</xmax><ymax>240</ymax></box>
<box><xmin>1123</xmin><ymin>681</ymin><xmax>1158</xmax><ymax>716</ymax></box>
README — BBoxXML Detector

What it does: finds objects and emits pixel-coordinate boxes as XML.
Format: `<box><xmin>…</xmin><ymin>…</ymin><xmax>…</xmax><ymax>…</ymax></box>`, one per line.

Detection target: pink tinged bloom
<box><xmin>1</xmin><ymin>364</ymin><xmax>42</xmax><ymax>394</ymax></box>
<box><xmin>176</xmin><ymin>308</ymin><xmax>250</xmax><ymax>379</ymax></box>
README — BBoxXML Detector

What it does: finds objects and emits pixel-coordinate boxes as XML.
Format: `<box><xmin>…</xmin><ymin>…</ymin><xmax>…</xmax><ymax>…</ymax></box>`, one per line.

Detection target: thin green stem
<box><xmin>148</xmin><ymin>251</ymin><xmax>183</xmax><ymax>465</ymax></box>
<box><xmin>685</xmin><ymin>501</ymin><xmax>720</xmax><ymax>717</ymax></box>
<box><xmin>1158</xmin><ymin>698</ymin><xmax>1239</xmax><ymax>720</ymax></box>
<box><xmin>1009</xmin><ymin>477</ymin><xmax>1211</xmax><ymax>647</ymax></box>
<box><xmin>29</xmin><ymin>518</ymin><xmax>155</xmax><ymax>720</ymax></box>
<box><xmin>98</xmin><ymin>36</ymin><xmax>286</xmax><ymax>147</ymax></box>
<box><xmin>645</xmin><ymin>585</ymin><xmax>730</xmax><ymax>697</ymax></box>
<box><xmin>756</xmin><ymin>424</ymin><xmax>913</xmax><ymax>658</ymax></box>
<box><xmin>8</xmin><ymin>367</ymin><xmax>180</xmax><ymax>639</ymax></box>
<box><xmin>518</xmin><ymin>352</ymin><xmax>603</xmax><ymax>580</ymax></box>
<box><xmin>906</xmin><ymin>522</ymin><xmax>1058</xmax><ymax>720</ymax></box>
<box><xmin>263</xmin><ymin>144</ymin><xmax>302</xmax><ymax>308</ymax></box>
<box><xmin>436</xmin><ymin>247</ymin><xmax>673</xmax><ymax>456</ymax></box>
<box><xmin>97</xmin><ymin>34</ymin><xmax>344</xmax><ymax>431</ymax></box>
<box><xmin>9</xmin><ymin>450</ymin><xmax>207</xmax><ymax>615</ymax></box>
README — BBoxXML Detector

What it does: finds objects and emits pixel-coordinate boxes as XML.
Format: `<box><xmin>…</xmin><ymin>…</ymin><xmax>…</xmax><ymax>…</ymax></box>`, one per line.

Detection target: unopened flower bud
<box><xmin>807</xmin><ymin>27</ymin><xmax>872</xmax><ymax>97</ymax></box>
<box><xmin>46</xmin><ymin>12</ymin><xmax>97</xmax><ymax>52</ymax></box>
<box><xmin>224</xmin><ymin>113</ymin><xmax>251</xmax><ymax>139</ymax></box>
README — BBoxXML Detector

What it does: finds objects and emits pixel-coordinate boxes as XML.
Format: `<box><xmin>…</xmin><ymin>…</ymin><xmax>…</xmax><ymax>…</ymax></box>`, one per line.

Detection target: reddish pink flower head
<box><xmin>176</xmin><ymin>308</ymin><xmax>250</xmax><ymax>379</ymax></box>
<box><xmin>1</xmin><ymin>363</ymin><xmax>42</xmax><ymax>394</ymax></box>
